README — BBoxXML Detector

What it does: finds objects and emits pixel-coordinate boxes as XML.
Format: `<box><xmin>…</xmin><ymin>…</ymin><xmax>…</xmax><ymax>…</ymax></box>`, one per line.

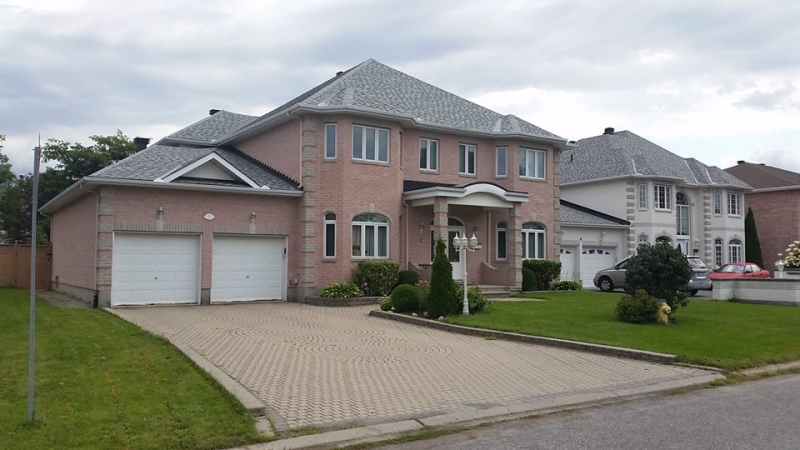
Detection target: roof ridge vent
<box><xmin>604</xmin><ymin>127</ymin><xmax>615</xmax><ymax>135</ymax></box>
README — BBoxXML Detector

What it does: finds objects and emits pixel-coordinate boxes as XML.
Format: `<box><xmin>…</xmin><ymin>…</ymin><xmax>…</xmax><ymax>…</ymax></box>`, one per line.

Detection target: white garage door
<box><xmin>212</xmin><ymin>236</ymin><xmax>285</xmax><ymax>302</ymax></box>
<box><xmin>559</xmin><ymin>247</ymin><xmax>576</xmax><ymax>281</ymax></box>
<box><xmin>112</xmin><ymin>233</ymin><xmax>200</xmax><ymax>306</ymax></box>
<box><xmin>580</xmin><ymin>247</ymin><xmax>616</xmax><ymax>288</ymax></box>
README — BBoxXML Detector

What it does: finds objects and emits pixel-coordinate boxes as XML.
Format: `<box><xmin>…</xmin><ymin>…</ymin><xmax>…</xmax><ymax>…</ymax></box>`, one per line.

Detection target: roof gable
<box><xmin>156</xmin><ymin>153</ymin><xmax>264</xmax><ymax>189</ymax></box>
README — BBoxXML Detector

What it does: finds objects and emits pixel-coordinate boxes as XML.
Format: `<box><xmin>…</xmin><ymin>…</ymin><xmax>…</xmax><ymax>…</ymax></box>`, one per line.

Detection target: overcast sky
<box><xmin>2</xmin><ymin>0</ymin><xmax>798</xmax><ymax>175</ymax></box>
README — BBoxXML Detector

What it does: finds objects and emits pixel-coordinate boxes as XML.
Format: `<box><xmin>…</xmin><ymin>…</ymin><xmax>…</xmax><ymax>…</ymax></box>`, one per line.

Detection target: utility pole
<box><xmin>28</xmin><ymin>141</ymin><xmax>41</xmax><ymax>423</ymax></box>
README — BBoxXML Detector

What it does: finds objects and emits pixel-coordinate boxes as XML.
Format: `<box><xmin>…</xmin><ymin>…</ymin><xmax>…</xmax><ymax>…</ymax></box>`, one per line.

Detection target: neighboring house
<box><xmin>724</xmin><ymin>161</ymin><xmax>800</xmax><ymax>270</ymax></box>
<box><xmin>558</xmin><ymin>127</ymin><xmax>751</xmax><ymax>285</ymax></box>
<box><xmin>42</xmin><ymin>59</ymin><xmax>569</xmax><ymax>307</ymax></box>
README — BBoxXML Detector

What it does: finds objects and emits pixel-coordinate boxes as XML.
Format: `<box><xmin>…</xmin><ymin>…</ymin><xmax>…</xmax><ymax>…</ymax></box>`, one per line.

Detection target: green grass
<box><xmin>446</xmin><ymin>290</ymin><xmax>800</xmax><ymax>370</ymax></box>
<box><xmin>0</xmin><ymin>289</ymin><xmax>265</xmax><ymax>450</ymax></box>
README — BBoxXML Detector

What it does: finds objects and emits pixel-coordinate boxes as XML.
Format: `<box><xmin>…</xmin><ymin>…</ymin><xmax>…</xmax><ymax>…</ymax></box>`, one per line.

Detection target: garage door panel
<box><xmin>112</xmin><ymin>234</ymin><xmax>200</xmax><ymax>306</ymax></box>
<box><xmin>580</xmin><ymin>247</ymin><xmax>616</xmax><ymax>288</ymax></box>
<box><xmin>212</xmin><ymin>236</ymin><xmax>285</xmax><ymax>302</ymax></box>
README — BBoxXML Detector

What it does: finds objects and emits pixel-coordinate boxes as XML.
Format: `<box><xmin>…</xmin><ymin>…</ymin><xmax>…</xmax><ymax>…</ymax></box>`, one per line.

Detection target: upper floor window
<box><xmin>496</xmin><ymin>221</ymin><xmax>507</xmax><ymax>260</ymax></box>
<box><xmin>323</xmin><ymin>213</ymin><xmax>336</xmax><ymax>258</ymax></box>
<box><xmin>519</xmin><ymin>148</ymin><xmax>545</xmax><ymax>179</ymax></box>
<box><xmin>521</xmin><ymin>222</ymin><xmax>545</xmax><ymax>259</ymax></box>
<box><xmin>654</xmin><ymin>185</ymin><xmax>672</xmax><ymax>210</ymax></box>
<box><xmin>728</xmin><ymin>238</ymin><xmax>742</xmax><ymax>263</ymax></box>
<box><xmin>324</xmin><ymin>123</ymin><xmax>336</xmax><ymax>159</ymax></box>
<box><xmin>459</xmin><ymin>143</ymin><xmax>476</xmax><ymax>175</ymax></box>
<box><xmin>637</xmin><ymin>183</ymin><xmax>647</xmax><ymax>209</ymax></box>
<box><xmin>352</xmin><ymin>125</ymin><xmax>389</xmax><ymax>163</ymax></box>
<box><xmin>419</xmin><ymin>138</ymin><xmax>438</xmax><ymax>171</ymax></box>
<box><xmin>352</xmin><ymin>213</ymin><xmax>389</xmax><ymax>258</ymax></box>
<box><xmin>496</xmin><ymin>147</ymin><xmax>507</xmax><ymax>177</ymax></box>
<box><xmin>728</xmin><ymin>193</ymin><xmax>741</xmax><ymax>216</ymax></box>
<box><xmin>713</xmin><ymin>191</ymin><xmax>722</xmax><ymax>215</ymax></box>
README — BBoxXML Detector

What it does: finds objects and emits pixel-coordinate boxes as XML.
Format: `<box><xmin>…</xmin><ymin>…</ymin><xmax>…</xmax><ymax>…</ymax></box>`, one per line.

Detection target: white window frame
<box><xmin>728</xmin><ymin>193</ymin><xmax>741</xmax><ymax>216</ymax></box>
<box><xmin>419</xmin><ymin>138</ymin><xmax>438</xmax><ymax>172</ymax></box>
<box><xmin>496</xmin><ymin>146</ymin><xmax>507</xmax><ymax>178</ymax></box>
<box><xmin>654</xmin><ymin>185</ymin><xmax>672</xmax><ymax>210</ymax></box>
<box><xmin>676</xmin><ymin>192</ymin><xmax>690</xmax><ymax>236</ymax></box>
<box><xmin>728</xmin><ymin>239</ymin><xmax>742</xmax><ymax>263</ymax></box>
<box><xmin>352</xmin><ymin>125</ymin><xmax>389</xmax><ymax>163</ymax></box>
<box><xmin>323</xmin><ymin>212</ymin><xmax>336</xmax><ymax>258</ymax></box>
<box><xmin>519</xmin><ymin>148</ymin><xmax>546</xmax><ymax>180</ymax></box>
<box><xmin>714</xmin><ymin>238</ymin><xmax>723</xmax><ymax>267</ymax></box>
<box><xmin>458</xmin><ymin>143</ymin><xmax>476</xmax><ymax>175</ymax></box>
<box><xmin>713</xmin><ymin>191</ymin><xmax>722</xmax><ymax>216</ymax></box>
<box><xmin>496</xmin><ymin>221</ymin><xmax>507</xmax><ymax>260</ymax></box>
<box><xmin>324</xmin><ymin>123</ymin><xmax>337</xmax><ymax>159</ymax></box>
<box><xmin>351</xmin><ymin>213</ymin><xmax>389</xmax><ymax>259</ymax></box>
<box><xmin>521</xmin><ymin>222</ymin><xmax>546</xmax><ymax>260</ymax></box>
<box><xmin>637</xmin><ymin>183</ymin><xmax>648</xmax><ymax>210</ymax></box>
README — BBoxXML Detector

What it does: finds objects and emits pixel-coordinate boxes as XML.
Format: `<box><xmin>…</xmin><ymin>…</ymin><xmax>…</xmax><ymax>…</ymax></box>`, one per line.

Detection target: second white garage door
<box><xmin>212</xmin><ymin>235</ymin><xmax>285</xmax><ymax>302</ymax></box>
<box><xmin>580</xmin><ymin>247</ymin><xmax>616</xmax><ymax>288</ymax></box>
<box><xmin>559</xmin><ymin>247</ymin><xmax>576</xmax><ymax>281</ymax></box>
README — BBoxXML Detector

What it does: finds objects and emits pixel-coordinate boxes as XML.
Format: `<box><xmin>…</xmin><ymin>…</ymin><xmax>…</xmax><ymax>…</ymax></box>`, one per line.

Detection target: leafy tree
<box><xmin>744</xmin><ymin>208</ymin><xmax>764</xmax><ymax>267</ymax></box>
<box><xmin>426</xmin><ymin>238</ymin><xmax>459</xmax><ymax>318</ymax></box>
<box><xmin>0</xmin><ymin>135</ymin><xmax>13</xmax><ymax>187</ymax></box>
<box><xmin>0</xmin><ymin>175</ymin><xmax>48</xmax><ymax>244</ymax></box>
<box><xmin>625</xmin><ymin>243</ymin><xmax>692</xmax><ymax>311</ymax></box>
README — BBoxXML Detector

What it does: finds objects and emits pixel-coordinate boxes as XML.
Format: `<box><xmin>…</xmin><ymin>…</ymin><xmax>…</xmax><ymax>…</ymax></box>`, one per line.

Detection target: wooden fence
<box><xmin>0</xmin><ymin>244</ymin><xmax>52</xmax><ymax>289</ymax></box>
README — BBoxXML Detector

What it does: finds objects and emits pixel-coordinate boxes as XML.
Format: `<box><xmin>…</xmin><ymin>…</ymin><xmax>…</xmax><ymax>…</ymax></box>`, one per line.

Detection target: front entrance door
<box><xmin>448</xmin><ymin>228</ymin><xmax>465</xmax><ymax>280</ymax></box>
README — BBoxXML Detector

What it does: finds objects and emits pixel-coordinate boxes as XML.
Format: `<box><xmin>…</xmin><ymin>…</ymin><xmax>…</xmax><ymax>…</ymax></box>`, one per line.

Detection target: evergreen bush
<box><xmin>319</xmin><ymin>283</ymin><xmax>365</xmax><ymax>298</ymax></box>
<box><xmin>552</xmin><ymin>280</ymin><xmax>582</xmax><ymax>291</ymax></box>
<box><xmin>616</xmin><ymin>289</ymin><xmax>659</xmax><ymax>324</ymax></box>
<box><xmin>395</xmin><ymin>270</ymin><xmax>420</xmax><ymax>287</ymax></box>
<box><xmin>427</xmin><ymin>238</ymin><xmax>459</xmax><ymax>317</ymax></box>
<box><xmin>744</xmin><ymin>208</ymin><xmax>764</xmax><ymax>267</ymax></box>
<box><xmin>390</xmin><ymin>284</ymin><xmax>424</xmax><ymax>313</ymax></box>
<box><xmin>522</xmin><ymin>259</ymin><xmax>562</xmax><ymax>290</ymax></box>
<box><xmin>521</xmin><ymin>268</ymin><xmax>537</xmax><ymax>291</ymax></box>
<box><xmin>626</xmin><ymin>243</ymin><xmax>692</xmax><ymax>311</ymax></box>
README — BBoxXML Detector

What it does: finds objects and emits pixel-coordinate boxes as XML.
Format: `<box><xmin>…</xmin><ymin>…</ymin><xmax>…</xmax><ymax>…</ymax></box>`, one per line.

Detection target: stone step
<box><xmin>476</xmin><ymin>285</ymin><xmax>513</xmax><ymax>298</ymax></box>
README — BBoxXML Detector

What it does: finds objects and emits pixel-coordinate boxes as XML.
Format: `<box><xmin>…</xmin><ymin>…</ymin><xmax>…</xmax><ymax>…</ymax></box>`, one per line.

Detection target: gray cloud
<box><xmin>735</xmin><ymin>82</ymin><xmax>799</xmax><ymax>111</ymax></box>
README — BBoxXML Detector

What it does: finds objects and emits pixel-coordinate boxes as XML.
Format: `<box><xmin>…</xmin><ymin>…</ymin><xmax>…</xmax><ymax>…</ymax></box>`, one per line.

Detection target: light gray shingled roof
<box><xmin>239</xmin><ymin>59</ymin><xmax>565</xmax><ymax>142</ymax></box>
<box><xmin>167</xmin><ymin>110</ymin><xmax>258</xmax><ymax>143</ymax></box>
<box><xmin>560</xmin><ymin>130</ymin><xmax>751</xmax><ymax>189</ymax></box>
<box><xmin>559</xmin><ymin>200</ymin><xmax>630</xmax><ymax>227</ymax></box>
<box><xmin>92</xmin><ymin>145</ymin><xmax>299</xmax><ymax>191</ymax></box>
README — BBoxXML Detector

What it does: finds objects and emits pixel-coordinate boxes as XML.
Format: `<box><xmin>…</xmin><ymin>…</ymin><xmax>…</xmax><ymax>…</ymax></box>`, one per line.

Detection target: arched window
<box><xmin>676</xmin><ymin>192</ymin><xmax>690</xmax><ymax>236</ymax></box>
<box><xmin>352</xmin><ymin>213</ymin><xmax>389</xmax><ymax>258</ymax></box>
<box><xmin>496</xmin><ymin>222</ymin><xmax>507</xmax><ymax>260</ymax></box>
<box><xmin>521</xmin><ymin>222</ymin><xmax>545</xmax><ymax>260</ymax></box>
<box><xmin>714</xmin><ymin>238</ymin><xmax>723</xmax><ymax>267</ymax></box>
<box><xmin>728</xmin><ymin>239</ymin><xmax>742</xmax><ymax>263</ymax></box>
<box><xmin>638</xmin><ymin>233</ymin><xmax>649</xmax><ymax>246</ymax></box>
<box><xmin>656</xmin><ymin>235</ymin><xmax>672</xmax><ymax>245</ymax></box>
<box><xmin>324</xmin><ymin>212</ymin><xmax>336</xmax><ymax>258</ymax></box>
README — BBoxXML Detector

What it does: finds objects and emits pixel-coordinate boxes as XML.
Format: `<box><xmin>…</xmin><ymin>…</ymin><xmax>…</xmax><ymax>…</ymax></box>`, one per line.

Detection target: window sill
<box><xmin>495</xmin><ymin>175</ymin><xmax>508</xmax><ymax>179</ymax></box>
<box><xmin>322</xmin><ymin>257</ymin><xmax>336</xmax><ymax>262</ymax></box>
<box><xmin>728</xmin><ymin>214</ymin><xmax>742</xmax><ymax>218</ymax></box>
<box><xmin>520</xmin><ymin>176</ymin><xmax>546</xmax><ymax>181</ymax></box>
<box><xmin>654</xmin><ymin>208</ymin><xmax>672</xmax><ymax>213</ymax></box>
<box><xmin>458</xmin><ymin>173</ymin><xmax>477</xmax><ymax>178</ymax></box>
<box><xmin>352</xmin><ymin>159</ymin><xmax>390</xmax><ymax>166</ymax></box>
<box><xmin>419</xmin><ymin>169</ymin><xmax>438</xmax><ymax>174</ymax></box>
<box><xmin>351</xmin><ymin>257</ymin><xmax>391</xmax><ymax>261</ymax></box>
<box><xmin>323</xmin><ymin>158</ymin><xmax>337</xmax><ymax>163</ymax></box>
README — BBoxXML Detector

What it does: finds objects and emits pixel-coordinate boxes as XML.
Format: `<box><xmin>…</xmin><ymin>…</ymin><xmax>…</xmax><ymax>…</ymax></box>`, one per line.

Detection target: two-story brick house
<box><xmin>558</xmin><ymin>128</ymin><xmax>751</xmax><ymax>285</ymax></box>
<box><xmin>42</xmin><ymin>59</ymin><xmax>568</xmax><ymax>307</ymax></box>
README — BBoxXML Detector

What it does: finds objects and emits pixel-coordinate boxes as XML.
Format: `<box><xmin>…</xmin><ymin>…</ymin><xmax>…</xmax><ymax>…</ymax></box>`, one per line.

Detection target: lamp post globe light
<box><xmin>453</xmin><ymin>232</ymin><xmax>479</xmax><ymax>315</ymax></box>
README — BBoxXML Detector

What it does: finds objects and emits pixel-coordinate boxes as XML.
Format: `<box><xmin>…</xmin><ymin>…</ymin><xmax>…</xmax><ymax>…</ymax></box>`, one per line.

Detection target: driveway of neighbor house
<box><xmin>112</xmin><ymin>303</ymin><xmax>715</xmax><ymax>431</ymax></box>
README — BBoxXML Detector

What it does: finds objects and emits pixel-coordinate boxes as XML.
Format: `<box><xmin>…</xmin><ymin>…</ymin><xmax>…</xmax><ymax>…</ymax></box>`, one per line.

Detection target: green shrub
<box><xmin>395</xmin><ymin>270</ymin><xmax>420</xmax><ymax>287</ymax></box>
<box><xmin>626</xmin><ymin>243</ymin><xmax>692</xmax><ymax>311</ymax></box>
<box><xmin>521</xmin><ymin>268</ymin><xmax>537</xmax><ymax>291</ymax></box>
<box><xmin>391</xmin><ymin>284</ymin><xmax>424</xmax><ymax>313</ymax></box>
<box><xmin>379</xmin><ymin>297</ymin><xmax>393</xmax><ymax>311</ymax></box>
<box><xmin>455</xmin><ymin>284</ymin><xmax>492</xmax><ymax>314</ymax></box>
<box><xmin>353</xmin><ymin>260</ymin><xmax>400</xmax><ymax>296</ymax></box>
<box><xmin>319</xmin><ymin>282</ymin><xmax>364</xmax><ymax>298</ymax></box>
<box><xmin>615</xmin><ymin>289</ymin><xmax>659</xmax><ymax>324</ymax></box>
<box><xmin>552</xmin><ymin>281</ymin><xmax>583</xmax><ymax>291</ymax></box>
<box><xmin>427</xmin><ymin>238</ymin><xmax>459</xmax><ymax>318</ymax></box>
<box><xmin>522</xmin><ymin>260</ymin><xmax>562</xmax><ymax>290</ymax></box>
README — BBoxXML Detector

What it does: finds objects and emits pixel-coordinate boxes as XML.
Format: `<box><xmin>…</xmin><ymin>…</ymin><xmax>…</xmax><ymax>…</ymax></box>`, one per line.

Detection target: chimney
<box><xmin>737</xmin><ymin>160</ymin><xmax>745</xmax><ymax>165</ymax></box>
<box><xmin>133</xmin><ymin>137</ymin><xmax>150</xmax><ymax>152</ymax></box>
<box><xmin>209</xmin><ymin>109</ymin><xmax>220</xmax><ymax>116</ymax></box>
<box><xmin>336</xmin><ymin>71</ymin><xmax>344</xmax><ymax>77</ymax></box>
<box><xmin>603</xmin><ymin>127</ymin><xmax>615</xmax><ymax>135</ymax></box>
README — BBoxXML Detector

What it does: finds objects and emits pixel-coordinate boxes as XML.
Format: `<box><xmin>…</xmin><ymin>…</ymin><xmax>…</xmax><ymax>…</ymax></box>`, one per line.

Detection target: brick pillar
<box><xmin>300</xmin><ymin>118</ymin><xmax>319</xmax><ymax>298</ymax></box>
<box><xmin>507</xmin><ymin>203</ymin><xmax>522</xmax><ymax>288</ymax></box>
<box><xmin>432</xmin><ymin>197</ymin><xmax>449</xmax><ymax>248</ymax></box>
<box><xmin>96</xmin><ymin>187</ymin><xmax>114</xmax><ymax>306</ymax></box>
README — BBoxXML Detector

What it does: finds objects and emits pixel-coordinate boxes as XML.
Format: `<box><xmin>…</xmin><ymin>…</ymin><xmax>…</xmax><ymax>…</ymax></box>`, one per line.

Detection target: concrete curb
<box><xmin>738</xmin><ymin>360</ymin><xmax>800</xmax><ymax>377</ymax></box>
<box><xmin>369</xmin><ymin>310</ymin><xmax>678</xmax><ymax>364</ymax></box>
<box><xmin>236</xmin><ymin>372</ymin><xmax>723</xmax><ymax>450</ymax></box>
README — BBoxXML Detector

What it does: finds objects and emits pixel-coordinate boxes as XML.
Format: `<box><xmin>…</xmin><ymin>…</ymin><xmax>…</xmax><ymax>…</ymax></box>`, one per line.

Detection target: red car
<box><xmin>709</xmin><ymin>263</ymin><xmax>771</xmax><ymax>280</ymax></box>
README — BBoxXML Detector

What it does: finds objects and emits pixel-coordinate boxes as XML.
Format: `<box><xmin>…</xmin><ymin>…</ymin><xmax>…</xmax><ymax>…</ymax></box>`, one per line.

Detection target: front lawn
<box><xmin>446</xmin><ymin>290</ymin><xmax>800</xmax><ymax>370</ymax></box>
<box><xmin>0</xmin><ymin>289</ymin><xmax>264</xmax><ymax>450</ymax></box>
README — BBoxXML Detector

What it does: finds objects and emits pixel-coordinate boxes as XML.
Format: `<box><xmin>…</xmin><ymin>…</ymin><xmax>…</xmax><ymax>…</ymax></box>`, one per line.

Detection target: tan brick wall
<box><xmin>51</xmin><ymin>193</ymin><xmax>98</xmax><ymax>290</ymax></box>
<box><xmin>237</xmin><ymin>119</ymin><xmax>302</xmax><ymax>183</ymax></box>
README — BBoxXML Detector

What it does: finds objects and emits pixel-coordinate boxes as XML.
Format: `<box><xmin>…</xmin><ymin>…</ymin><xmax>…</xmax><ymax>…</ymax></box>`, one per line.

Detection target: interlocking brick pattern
<box><xmin>114</xmin><ymin>304</ymin><xmax>710</xmax><ymax>429</ymax></box>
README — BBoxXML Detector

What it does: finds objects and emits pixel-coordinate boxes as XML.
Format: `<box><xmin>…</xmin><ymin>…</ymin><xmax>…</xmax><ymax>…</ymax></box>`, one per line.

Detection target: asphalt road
<box><xmin>380</xmin><ymin>373</ymin><xmax>800</xmax><ymax>450</ymax></box>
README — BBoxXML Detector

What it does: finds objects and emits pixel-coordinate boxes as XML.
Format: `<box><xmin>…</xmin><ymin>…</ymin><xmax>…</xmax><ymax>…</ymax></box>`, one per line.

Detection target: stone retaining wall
<box><xmin>712</xmin><ymin>278</ymin><xmax>800</xmax><ymax>306</ymax></box>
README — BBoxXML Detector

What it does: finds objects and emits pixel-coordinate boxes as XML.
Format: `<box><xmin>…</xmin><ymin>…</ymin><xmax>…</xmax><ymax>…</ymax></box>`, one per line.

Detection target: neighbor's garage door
<box><xmin>559</xmin><ymin>247</ymin><xmax>576</xmax><ymax>281</ymax></box>
<box><xmin>580</xmin><ymin>247</ymin><xmax>616</xmax><ymax>288</ymax></box>
<box><xmin>211</xmin><ymin>235</ymin><xmax>285</xmax><ymax>302</ymax></box>
<box><xmin>111</xmin><ymin>233</ymin><xmax>200</xmax><ymax>306</ymax></box>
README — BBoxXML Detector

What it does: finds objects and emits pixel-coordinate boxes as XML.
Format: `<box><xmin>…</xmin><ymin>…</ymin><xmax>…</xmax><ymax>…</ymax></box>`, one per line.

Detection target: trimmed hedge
<box><xmin>353</xmin><ymin>260</ymin><xmax>400</xmax><ymax>296</ymax></box>
<box><xmin>522</xmin><ymin>260</ymin><xmax>562</xmax><ymax>290</ymax></box>
<box><xmin>391</xmin><ymin>285</ymin><xmax>424</xmax><ymax>313</ymax></box>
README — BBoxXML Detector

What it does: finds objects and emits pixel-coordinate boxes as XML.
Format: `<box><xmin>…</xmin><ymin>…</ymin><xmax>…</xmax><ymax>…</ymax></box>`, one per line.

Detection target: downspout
<box><xmin>79</xmin><ymin>182</ymin><xmax>100</xmax><ymax>308</ymax></box>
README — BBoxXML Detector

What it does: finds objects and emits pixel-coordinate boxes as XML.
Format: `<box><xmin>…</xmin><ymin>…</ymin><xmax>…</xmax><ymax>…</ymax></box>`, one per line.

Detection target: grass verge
<box><xmin>0</xmin><ymin>288</ymin><xmax>264</xmax><ymax>450</ymax></box>
<box><xmin>446</xmin><ymin>290</ymin><xmax>800</xmax><ymax>370</ymax></box>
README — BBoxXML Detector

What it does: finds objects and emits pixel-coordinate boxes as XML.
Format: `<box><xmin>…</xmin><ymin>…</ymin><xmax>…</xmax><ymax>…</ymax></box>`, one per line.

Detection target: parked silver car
<box><xmin>593</xmin><ymin>256</ymin><xmax>712</xmax><ymax>295</ymax></box>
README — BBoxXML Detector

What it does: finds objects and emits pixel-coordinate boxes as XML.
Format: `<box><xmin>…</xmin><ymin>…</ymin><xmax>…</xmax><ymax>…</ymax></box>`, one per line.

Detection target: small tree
<box><xmin>744</xmin><ymin>208</ymin><xmax>764</xmax><ymax>267</ymax></box>
<box><xmin>625</xmin><ymin>243</ymin><xmax>692</xmax><ymax>311</ymax></box>
<box><xmin>426</xmin><ymin>238</ymin><xmax>459</xmax><ymax>318</ymax></box>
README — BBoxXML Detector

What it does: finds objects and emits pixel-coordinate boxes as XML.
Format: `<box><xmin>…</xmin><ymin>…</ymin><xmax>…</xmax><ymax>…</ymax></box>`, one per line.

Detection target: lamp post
<box><xmin>453</xmin><ymin>232</ymin><xmax>478</xmax><ymax>315</ymax></box>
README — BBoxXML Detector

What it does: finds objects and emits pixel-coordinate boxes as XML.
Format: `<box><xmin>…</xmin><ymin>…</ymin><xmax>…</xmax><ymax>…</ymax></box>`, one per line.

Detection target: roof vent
<box><xmin>209</xmin><ymin>109</ymin><xmax>220</xmax><ymax>116</ymax></box>
<box><xmin>737</xmin><ymin>160</ymin><xmax>745</xmax><ymax>165</ymax></box>
<box><xmin>133</xmin><ymin>137</ymin><xmax>150</xmax><ymax>152</ymax></box>
<box><xmin>568</xmin><ymin>140</ymin><xmax>576</xmax><ymax>144</ymax></box>
<box><xmin>603</xmin><ymin>127</ymin><xmax>615</xmax><ymax>135</ymax></box>
<box><xmin>336</xmin><ymin>71</ymin><xmax>344</xmax><ymax>77</ymax></box>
